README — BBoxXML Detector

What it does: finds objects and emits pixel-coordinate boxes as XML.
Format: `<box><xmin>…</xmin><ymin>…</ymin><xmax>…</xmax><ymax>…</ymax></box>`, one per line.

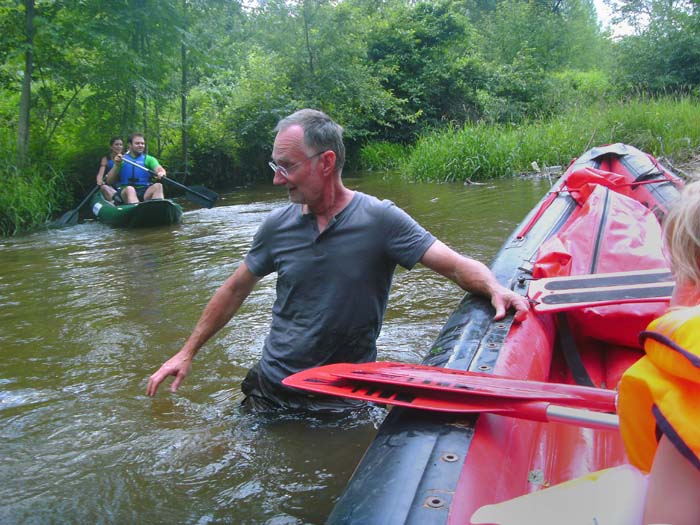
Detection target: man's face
<box><xmin>129</xmin><ymin>136</ymin><xmax>146</xmax><ymax>155</ymax></box>
<box><xmin>271</xmin><ymin>126</ymin><xmax>322</xmax><ymax>205</ymax></box>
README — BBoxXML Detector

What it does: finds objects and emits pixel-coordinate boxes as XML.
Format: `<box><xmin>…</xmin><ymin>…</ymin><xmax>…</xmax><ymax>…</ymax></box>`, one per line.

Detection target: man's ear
<box><xmin>320</xmin><ymin>150</ymin><xmax>337</xmax><ymax>177</ymax></box>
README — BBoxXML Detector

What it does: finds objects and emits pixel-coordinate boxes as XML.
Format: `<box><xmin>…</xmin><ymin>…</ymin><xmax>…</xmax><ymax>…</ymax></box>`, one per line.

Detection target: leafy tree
<box><xmin>481</xmin><ymin>0</ymin><xmax>606</xmax><ymax>71</ymax></box>
<box><xmin>364</xmin><ymin>0</ymin><xmax>484</xmax><ymax>136</ymax></box>
<box><xmin>611</xmin><ymin>0</ymin><xmax>700</xmax><ymax>92</ymax></box>
<box><xmin>251</xmin><ymin>0</ymin><xmax>408</xmax><ymax>137</ymax></box>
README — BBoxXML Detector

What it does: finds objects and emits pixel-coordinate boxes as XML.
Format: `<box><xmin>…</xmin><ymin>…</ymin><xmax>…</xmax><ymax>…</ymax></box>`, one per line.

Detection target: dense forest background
<box><xmin>1</xmin><ymin>0</ymin><xmax>699</xmax><ymax>234</ymax></box>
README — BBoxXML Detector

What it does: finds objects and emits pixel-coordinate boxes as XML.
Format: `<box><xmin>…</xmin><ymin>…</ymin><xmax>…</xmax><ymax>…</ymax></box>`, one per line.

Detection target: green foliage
<box><xmin>0</xmin><ymin>94</ymin><xmax>69</xmax><ymax>235</ymax></box>
<box><xmin>480</xmin><ymin>0</ymin><xmax>605</xmax><ymax>72</ymax></box>
<box><xmin>364</xmin><ymin>0</ymin><xmax>484</xmax><ymax>137</ymax></box>
<box><xmin>186</xmin><ymin>47</ymin><xmax>299</xmax><ymax>183</ymax></box>
<box><xmin>403</xmin><ymin>123</ymin><xmax>527</xmax><ymax>182</ymax></box>
<box><xmin>0</xmin><ymin>148</ymin><xmax>66</xmax><ymax>236</ymax></box>
<box><xmin>474</xmin><ymin>52</ymin><xmax>551</xmax><ymax>122</ymax></box>
<box><xmin>611</xmin><ymin>0</ymin><xmax>700</xmax><ymax>93</ymax></box>
<box><xmin>1</xmin><ymin>0</ymin><xmax>699</xmax><ymax>236</ymax></box>
<box><xmin>551</xmin><ymin>70</ymin><xmax>613</xmax><ymax>102</ymax></box>
<box><xmin>357</xmin><ymin>141</ymin><xmax>408</xmax><ymax>171</ymax></box>
<box><xmin>250</xmin><ymin>0</ymin><xmax>411</xmax><ymax>144</ymax></box>
<box><xmin>401</xmin><ymin>96</ymin><xmax>700</xmax><ymax>182</ymax></box>
<box><xmin>537</xmin><ymin>69</ymin><xmax>614</xmax><ymax>116</ymax></box>
<box><xmin>591</xmin><ymin>96</ymin><xmax>700</xmax><ymax>157</ymax></box>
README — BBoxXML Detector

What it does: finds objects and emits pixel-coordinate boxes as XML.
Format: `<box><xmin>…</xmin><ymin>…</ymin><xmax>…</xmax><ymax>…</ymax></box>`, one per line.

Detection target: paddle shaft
<box><xmin>118</xmin><ymin>155</ymin><xmax>215</xmax><ymax>204</ymax></box>
<box><xmin>548</xmin><ymin>404</ymin><xmax>619</xmax><ymax>429</ymax></box>
<box><xmin>117</xmin><ymin>155</ymin><xmax>164</xmax><ymax>179</ymax></box>
<box><xmin>72</xmin><ymin>184</ymin><xmax>100</xmax><ymax>215</ymax></box>
<box><xmin>518</xmin><ymin>402</ymin><xmax>619</xmax><ymax>430</ymax></box>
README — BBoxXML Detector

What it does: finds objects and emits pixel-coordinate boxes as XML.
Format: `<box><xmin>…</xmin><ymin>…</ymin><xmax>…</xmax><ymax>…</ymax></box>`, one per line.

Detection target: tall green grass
<box><xmin>363</xmin><ymin>96</ymin><xmax>700</xmax><ymax>182</ymax></box>
<box><xmin>356</xmin><ymin>141</ymin><xmax>409</xmax><ymax>171</ymax></box>
<box><xmin>0</xmin><ymin>128</ymin><xmax>67</xmax><ymax>235</ymax></box>
<box><xmin>0</xmin><ymin>162</ymin><xmax>66</xmax><ymax>236</ymax></box>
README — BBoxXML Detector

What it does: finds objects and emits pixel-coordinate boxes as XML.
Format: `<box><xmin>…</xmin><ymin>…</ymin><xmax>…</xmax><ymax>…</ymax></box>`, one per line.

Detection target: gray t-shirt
<box><xmin>244</xmin><ymin>191</ymin><xmax>436</xmax><ymax>386</ymax></box>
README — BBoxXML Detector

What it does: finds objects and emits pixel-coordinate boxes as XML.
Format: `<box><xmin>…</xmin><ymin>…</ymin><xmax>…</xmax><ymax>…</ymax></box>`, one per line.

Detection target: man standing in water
<box><xmin>146</xmin><ymin>109</ymin><xmax>529</xmax><ymax>410</ymax></box>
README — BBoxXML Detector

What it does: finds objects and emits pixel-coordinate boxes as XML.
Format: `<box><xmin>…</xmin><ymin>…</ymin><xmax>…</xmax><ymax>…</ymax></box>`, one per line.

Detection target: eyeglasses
<box><xmin>268</xmin><ymin>151</ymin><xmax>323</xmax><ymax>179</ymax></box>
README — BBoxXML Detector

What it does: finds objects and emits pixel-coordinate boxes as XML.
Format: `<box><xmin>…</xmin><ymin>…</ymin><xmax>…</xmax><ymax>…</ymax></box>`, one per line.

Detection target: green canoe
<box><xmin>90</xmin><ymin>191</ymin><xmax>183</xmax><ymax>228</ymax></box>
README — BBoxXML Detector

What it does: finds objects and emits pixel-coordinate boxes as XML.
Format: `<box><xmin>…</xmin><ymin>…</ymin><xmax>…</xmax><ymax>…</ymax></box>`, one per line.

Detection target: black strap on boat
<box><xmin>556</xmin><ymin>312</ymin><xmax>596</xmax><ymax>387</ymax></box>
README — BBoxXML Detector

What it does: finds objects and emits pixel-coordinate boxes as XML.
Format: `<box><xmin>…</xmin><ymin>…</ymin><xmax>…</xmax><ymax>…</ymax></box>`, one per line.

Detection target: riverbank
<box><xmin>359</xmin><ymin>96</ymin><xmax>700</xmax><ymax>183</ymax></box>
<box><xmin>672</xmin><ymin>154</ymin><xmax>700</xmax><ymax>180</ymax></box>
<box><xmin>4</xmin><ymin>96</ymin><xmax>699</xmax><ymax>237</ymax></box>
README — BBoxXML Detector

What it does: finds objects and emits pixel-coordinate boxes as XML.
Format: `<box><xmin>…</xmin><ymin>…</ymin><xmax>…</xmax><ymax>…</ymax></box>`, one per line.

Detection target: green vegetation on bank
<box><xmin>2</xmin><ymin>0</ymin><xmax>699</xmax><ymax>235</ymax></box>
<box><xmin>358</xmin><ymin>96</ymin><xmax>700</xmax><ymax>182</ymax></box>
<box><xmin>0</xmin><ymin>164</ymin><xmax>65</xmax><ymax>237</ymax></box>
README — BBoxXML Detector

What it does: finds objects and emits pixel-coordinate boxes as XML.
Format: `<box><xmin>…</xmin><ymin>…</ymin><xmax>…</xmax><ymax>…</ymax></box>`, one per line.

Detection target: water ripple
<box><xmin>0</xmin><ymin>178</ymin><xmax>544</xmax><ymax>523</ymax></box>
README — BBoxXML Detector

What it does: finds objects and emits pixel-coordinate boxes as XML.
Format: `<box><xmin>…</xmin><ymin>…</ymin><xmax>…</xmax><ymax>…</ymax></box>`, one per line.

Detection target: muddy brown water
<box><xmin>0</xmin><ymin>174</ymin><xmax>549</xmax><ymax>524</ymax></box>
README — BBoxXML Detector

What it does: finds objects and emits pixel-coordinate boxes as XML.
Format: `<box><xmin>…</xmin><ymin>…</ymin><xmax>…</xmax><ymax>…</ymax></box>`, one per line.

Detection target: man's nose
<box><xmin>272</xmin><ymin>169</ymin><xmax>289</xmax><ymax>185</ymax></box>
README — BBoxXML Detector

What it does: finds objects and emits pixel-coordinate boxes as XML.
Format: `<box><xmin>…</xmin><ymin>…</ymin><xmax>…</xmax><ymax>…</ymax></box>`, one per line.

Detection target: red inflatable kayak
<box><xmin>320</xmin><ymin>143</ymin><xmax>683</xmax><ymax>525</ymax></box>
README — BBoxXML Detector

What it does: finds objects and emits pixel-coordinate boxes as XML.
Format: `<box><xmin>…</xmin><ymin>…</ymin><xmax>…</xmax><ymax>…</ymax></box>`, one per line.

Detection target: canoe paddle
<box><xmin>527</xmin><ymin>268</ymin><xmax>673</xmax><ymax>313</ymax></box>
<box><xmin>49</xmin><ymin>184</ymin><xmax>101</xmax><ymax>228</ymax></box>
<box><xmin>298</xmin><ymin>361</ymin><xmax>618</xmax><ymax>411</ymax></box>
<box><xmin>283</xmin><ymin>363</ymin><xmax>620</xmax><ymax>430</ymax></box>
<box><xmin>118</xmin><ymin>155</ymin><xmax>219</xmax><ymax>209</ymax></box>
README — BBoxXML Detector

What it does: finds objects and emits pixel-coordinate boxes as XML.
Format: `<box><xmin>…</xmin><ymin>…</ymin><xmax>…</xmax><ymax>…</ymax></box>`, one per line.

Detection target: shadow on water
<box><xmin>0</xmin><ymin>174</ymin><xmax>550</xmax><ymax>523</ymax></box>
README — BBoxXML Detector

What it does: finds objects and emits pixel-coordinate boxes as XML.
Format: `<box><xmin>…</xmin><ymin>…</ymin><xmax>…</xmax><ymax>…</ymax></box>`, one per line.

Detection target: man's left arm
<box><xmin>420</xmin><ymin>240</ymin><xmax>529</xmax><ymax>321</ymax></box>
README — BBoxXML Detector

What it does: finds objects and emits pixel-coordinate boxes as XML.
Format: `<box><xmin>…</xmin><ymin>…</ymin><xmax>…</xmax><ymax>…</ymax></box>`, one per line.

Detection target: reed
<box><xmin>397</xmin><ymin>96</ymin><xmax>700</xmax><ymax>182</ymax></box>
<box><xmin>0</xmin><ymin>160</ymin><xmax>66</xmax><ymax>236</ymax></box>
<box><xmin>356</xmin><ymin>141</ymin><xmax>408</xmax><ymax>171</ymax></box>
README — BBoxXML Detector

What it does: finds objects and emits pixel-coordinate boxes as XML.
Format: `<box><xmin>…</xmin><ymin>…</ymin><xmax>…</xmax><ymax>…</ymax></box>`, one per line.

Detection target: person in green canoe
<box><xmin>105</xmin><ymin>132</ymin><xmax>166</xmax><ymax>204</ymax></box>
<box><xmin>146</xmin><ymin>109</ymin><xmax>529</xmax><ymax>410</ymax></box>
<box><xmin>95</xmin><ymin>136</ymin><xmax>123</xmax><ymax>202</ymax></box>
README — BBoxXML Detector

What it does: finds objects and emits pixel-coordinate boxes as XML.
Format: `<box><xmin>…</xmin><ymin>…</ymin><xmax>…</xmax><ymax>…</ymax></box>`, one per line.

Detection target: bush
<box><xmin>0</xmin><ymin>161</ymin><xmax>66</xmax><ymax>236</ymax></box>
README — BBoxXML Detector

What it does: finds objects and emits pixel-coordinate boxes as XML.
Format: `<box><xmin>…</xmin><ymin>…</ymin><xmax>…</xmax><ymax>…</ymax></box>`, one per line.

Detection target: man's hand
<box><xmin>146</xmin><ymin>350</ymin><xmax>192</xmax><ymax>396</ymax></box>
<box><xmin>490</xmin><ymin>286</ymin><xmax>530</xmax><ymax>322</ymax></box>
<box><xmin>155</xmin><ymin>168</ymin><xmax>166</xmax><ymax>180</ymax></box>
<box><xmin>420</xmin><ymin>241</ymin><xmax>531</xmax><ymax>322</ymax></box>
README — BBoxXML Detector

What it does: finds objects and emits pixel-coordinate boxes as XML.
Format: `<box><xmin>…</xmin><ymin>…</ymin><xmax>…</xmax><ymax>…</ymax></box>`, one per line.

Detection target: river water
<box><xmin>1</xmin><ymin>174</ymin><xmax>550</xmax><ymax>524</ymax></box>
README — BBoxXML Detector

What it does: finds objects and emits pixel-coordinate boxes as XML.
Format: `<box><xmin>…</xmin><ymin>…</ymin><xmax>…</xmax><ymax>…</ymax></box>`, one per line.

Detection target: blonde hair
<box><xmin>664</xmin><ymin>180</ymin><xmax>700</xmax><ymax>287</ymax></box>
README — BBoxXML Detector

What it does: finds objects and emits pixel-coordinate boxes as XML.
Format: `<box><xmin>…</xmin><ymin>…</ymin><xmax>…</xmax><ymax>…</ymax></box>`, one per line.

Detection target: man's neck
<box><xmin>305</xmin><ymin>184</ymin><xmax>354</xmax><ymax>229</ymax></box>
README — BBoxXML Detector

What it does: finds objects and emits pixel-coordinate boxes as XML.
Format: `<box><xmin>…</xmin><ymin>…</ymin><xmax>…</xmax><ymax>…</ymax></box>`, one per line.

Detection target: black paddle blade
<box><xmin>49</xmin><ymin>209</ymin><xmax>79</xmax><ymax>228</ymax></box>
<box><xmin>48</xmin><ymin>185</ymin><xmax>100</xmax><ymax>228</ymax></box>
<box><xmin>162</xmin><ymin>177</ymin><xmax>218</xmax><ymax>209</ymax></box>
<box><xmin>186</xmin><ymin>185</ymin><xmax>219</xmax><ymax>208</ymax></box>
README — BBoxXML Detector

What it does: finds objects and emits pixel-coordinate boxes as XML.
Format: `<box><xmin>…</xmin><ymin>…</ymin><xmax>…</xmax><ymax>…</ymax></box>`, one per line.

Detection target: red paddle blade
<box><xmin>282</xmin><ymin>367</ymin><xmax>619</xmax><ymax>431</ymax></box>
<box><xmin>283</xmin><ymin>367</ymin><xmax>514</xmax><ymax>413</ymax></box>
<box><xmin>528</xmin><ymin>268</ymin><xmax>673</xmax><ymax>313</ymax></box>
<box><xmin>315</xmin><ymin>362</ymin><xmax>617</xmax><ymax>412</ymax></box>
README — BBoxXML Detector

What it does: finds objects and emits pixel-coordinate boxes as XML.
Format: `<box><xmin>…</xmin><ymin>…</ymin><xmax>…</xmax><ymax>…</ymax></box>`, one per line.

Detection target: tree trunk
<box><xmin>302</xmin><ymin>1</ymin><xmax>315</xmax><ymax>76</ymax></box>
<box><xmin>18</xmin><ymin>0</ymin><xmax>35</xmax><ymax>166</ymax></box>
<box><xmin>181</xmin><ymin>38</ymin><xmax>188</xmax><ymax>181</ymax></box>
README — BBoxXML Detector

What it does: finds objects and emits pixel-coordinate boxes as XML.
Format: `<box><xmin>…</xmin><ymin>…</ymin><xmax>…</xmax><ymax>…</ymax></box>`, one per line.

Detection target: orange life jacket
<box><xmin>618</xmin><ymin>306</ymin><xmax>700</xmax><ymax>473</ymax></box>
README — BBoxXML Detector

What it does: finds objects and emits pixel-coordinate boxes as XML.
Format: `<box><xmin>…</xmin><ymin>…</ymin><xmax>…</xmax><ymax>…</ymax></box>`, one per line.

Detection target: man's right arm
<box><xmin>146</xmin><ymin>262</ymin><xmax>261</xmax><ymax>396</ymax></box>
